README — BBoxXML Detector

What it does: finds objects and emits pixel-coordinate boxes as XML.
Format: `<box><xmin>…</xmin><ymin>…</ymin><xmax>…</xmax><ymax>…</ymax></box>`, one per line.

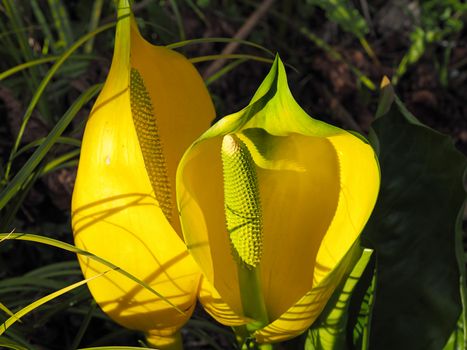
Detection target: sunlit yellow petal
<box><xmin>255</xmin><ymin>243</ymin><xmax>362</xmax><ymax>343</ymax></box>
<box><xmin>313</xmin><ymin>133</ymin><xmax>380</xmax><ymax>284</ymax></box>
<box><xmin>198</xmin><ymin>276</ymin><xmax>247</xmax><ymax>326</ymax></box>
<box><xmin>72</xmin><ymin>0</ymin><xmax>215</xmax><ymax>345</ymax></box>
<box><xmin>178</xmin><ymin>138</ymin><xmax>244</xmax><ymax>319</ymax></box>
<box><xmin>178</xmin><ymin>55</ymin><xmax>380</xmax><ymax>341</ymax></box>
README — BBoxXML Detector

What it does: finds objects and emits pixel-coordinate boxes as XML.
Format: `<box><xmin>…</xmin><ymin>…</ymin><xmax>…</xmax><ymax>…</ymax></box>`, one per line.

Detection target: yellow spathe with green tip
<box><xmin>177</xmin><ymin>56</ymin><xmax>380</xmax><ymax>343</ymax></box>
<box><xmin>71</xmin><ymin>1</ymin><xmax>215</xmax><ymax>348</ymax></box>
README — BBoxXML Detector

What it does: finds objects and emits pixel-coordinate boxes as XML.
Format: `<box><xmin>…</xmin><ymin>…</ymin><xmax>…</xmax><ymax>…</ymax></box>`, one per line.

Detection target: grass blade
<box><xmin>47</xmin><ymin>0</ymin><xmax>74</xmax><ymax>48</ymax></box>
<box><xmin>30</xmin><ymin>0</ymin><xmax>56</xmax><ymax>53</ymax></box>
<box><xmin>13</xmin><ymin>136</ymin><xmax>80</xmax><ymax>160</ymax></box>
<box><xmin>189</xmin><ymin>53</ymin><xmax>273</xmax><ymax>64</ymax></box>
<box><xmin>205</xmin><ymin>59</ymin><xmax>247</xmax><ymax>86</ymax></box>
<box><xmin>0</xmin><ymin>54</ymin><xmax>98</xmax><ymax>81</ymax></box>
<box><xmin>166</xmin><ymin>37</ymin><xmax>274</xmax><ymax>56</ymax></box>
<box><xmin>84</xmin><ymin>0</ymin><xmax>105</xmax><ymax>54</ymax></box>
<box><xmin>0</xmin><ymin>233</ymin><xmax>183</xmax><ymax>313</ymax></box>
<box><xmin>0</xmin><ymin>272</ymin><xmax>108</xmax><ymax>335</ymax></box>
<box><xmin>0</xmin><ymin>336</ymin><xmax>28</xmax><ymax>350</ymax></box>
<box><xmin>0</xmin><ymin>302</ymin><xmax>16</xmax><ymax>319</ymax></box>
<box><xmin>0</xmin><ymin>84</ymin><xmax>101</xmax><ymax>210</ymax></box>
<box><xmin>3</xmin><ymin>20</ymin><xmax>117</xmax><ymax>180</ymax></box>
<box><xmin>168</xmin><ymin>0</ymin><xmax>185</xmax><ymax>41</ymax></box>
<box><xmin>70</xmin><ymin>302</ymin><xmax>97</xmax><ymax>350</ymax></box>
<box><xmin>41</xmin><ymin>149</ymin><xmax>80</xmax><ymax>175</ymax></box>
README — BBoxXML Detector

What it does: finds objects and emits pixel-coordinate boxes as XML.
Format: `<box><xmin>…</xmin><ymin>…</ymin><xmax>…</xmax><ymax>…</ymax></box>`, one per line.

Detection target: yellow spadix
<box><xmin>71</xmin><ymin>1</ymin><xmax>215</xmax><ymax>348</ymax></box>
<box><xmin>177</xmin><ymin>56</ymin><xmax>380</xmax><ymax>344</ymax></box>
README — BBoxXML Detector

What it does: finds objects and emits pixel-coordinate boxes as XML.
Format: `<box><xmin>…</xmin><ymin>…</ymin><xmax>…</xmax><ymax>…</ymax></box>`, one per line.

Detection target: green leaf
<box><xmin>0</xmin><ymin>302</ymin><xmax>16</xmax><ymax>319</ymax></box>
<box><xmin>307</xmin><ymin>0</ymin><xmax>368</xmax><ymax>39</ymax></box>
<box><xmin>348</xmin><ymin>267</ymin><xmax>375</xmax><ymax>350</ymax></box>
<box><xmin>361</xmin><ymin>89</ymin><xmax>467</xmax><ymax>349</ymax></box>
<box><xmin>443</xmin><ymin>316</ymin><xmax>464</xmax><ymax>350</ymax></box>
<box><xmin>306</xmin><ymin>249</ymin><xmax>373</xmax><ymax>350</ymax></box>
<box><xmin>0</xmin><ymin>233</ymin><xmax>184</xmax><ymax>314</ymax></box>
<box><xmin>0</xmin><ymin>336</ymin><xmax>28</xmax><ymax>350</ymax></box>
<box><xmin>0</xmin><ymin>272</ymin><xmax>107</xmax><ymax>335</ymax></box>
<box><xmin>0</xmin><ymin>84</ymin><xmax>101</xmax><ymax>210</ymax></box>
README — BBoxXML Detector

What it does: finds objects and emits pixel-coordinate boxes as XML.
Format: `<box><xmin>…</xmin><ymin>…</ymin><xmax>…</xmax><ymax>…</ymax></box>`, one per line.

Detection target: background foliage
<box><xmin>0</xmin><ymin>0</ymin><xmax>466</xmax><ymax>349</ymax></box>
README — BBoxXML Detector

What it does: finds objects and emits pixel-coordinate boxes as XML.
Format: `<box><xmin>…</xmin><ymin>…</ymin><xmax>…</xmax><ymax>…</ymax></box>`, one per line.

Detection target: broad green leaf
<box><xmin>443</xmin><ymin>316</ymin><xmax>464</xmax><ymax>350</ymax></box>
<box><xmin>306</xmin><ymin>249</ymin><xmax>373</xmax><ymax>349</ymax></box>
<box><xmin>348</xmin><ymin>269</ymin><xmax>375</xmax><ymax>350</ymax></box>
<box><xmin>361</xmin><ymin>85</ymin><xmax>467</xmax><ymax>350</ymax></box>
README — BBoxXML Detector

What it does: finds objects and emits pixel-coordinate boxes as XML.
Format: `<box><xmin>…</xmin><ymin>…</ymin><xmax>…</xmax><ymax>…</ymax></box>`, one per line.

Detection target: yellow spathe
<box><xmin>71</xmin><ymin>1</ymin><xmax>215</xmax><ymax>347</ymax></box>
<box><xmin>177</xmin><ymin>56</ymin><xmax>380</xmax><ymax>343</ymax></box>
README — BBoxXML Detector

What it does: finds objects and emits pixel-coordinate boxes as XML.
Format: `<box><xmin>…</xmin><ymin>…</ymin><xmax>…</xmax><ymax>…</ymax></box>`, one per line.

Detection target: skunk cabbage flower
<box><xmin>177</xmin><ymin>56</ymin><xmax>380</xmax><ymax>343</ymax></box>
<box><xmin>71</xmin><ymin>1</ymin><xmax>215</xmax><ymax>348</ymax></box>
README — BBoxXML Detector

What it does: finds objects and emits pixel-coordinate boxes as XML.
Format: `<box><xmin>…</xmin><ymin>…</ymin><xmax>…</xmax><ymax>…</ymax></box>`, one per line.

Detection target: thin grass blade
<box><xmin>0</xmin><ymin>272</ymin><xmax>108</xmax><ymax>335</ymax></box>
<box><xmin>4</xmin><ymin>20</ymin><xmax>117</xmax><ymax>180</ymax></box>
<box><xmin>0</xmin><ymin>233</ymin><xmax>183</xmax><ymax>313</ymax></box>
<box><xmin>0</xmin><ymin>84</ymin><xmax>101</xmax><ymax>210</ymax></box>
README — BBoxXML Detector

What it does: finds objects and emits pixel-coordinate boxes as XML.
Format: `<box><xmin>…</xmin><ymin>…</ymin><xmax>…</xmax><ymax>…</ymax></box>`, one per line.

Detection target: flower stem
<box><xmin>234</xmin><ymin>324</ymin><xmax>274</xmax><ymax>350</ymax></box>
<box><xmin>238</xmin><ymin>264</ymin><xmax>269</xmax><ymax>330</ymax></box>
<box><xmin>146</xmin><ymin>330</ymin><xmax>183</xmax><ymax>350</ymax></box>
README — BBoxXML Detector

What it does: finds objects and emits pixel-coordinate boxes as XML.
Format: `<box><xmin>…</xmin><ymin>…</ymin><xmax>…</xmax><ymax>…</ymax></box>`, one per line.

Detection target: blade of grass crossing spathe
<box><xmin>0</xmin><ymin>233</ymin><xmax>184</xmax><ymax>313</ymax></box>
<box><xmin>3</xmin><ymin>20</ymin><xmax>118</xmax><ymax>181</ymax></box>
<box><xmin>0</xmin><ymin>84</ymin><xmax>102</xmax><ymax>210</ymax></box>
<box><xmin>0</xmin><ymin>272</ymin><xmax>108</xmax><ymax>335</ymax></box>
